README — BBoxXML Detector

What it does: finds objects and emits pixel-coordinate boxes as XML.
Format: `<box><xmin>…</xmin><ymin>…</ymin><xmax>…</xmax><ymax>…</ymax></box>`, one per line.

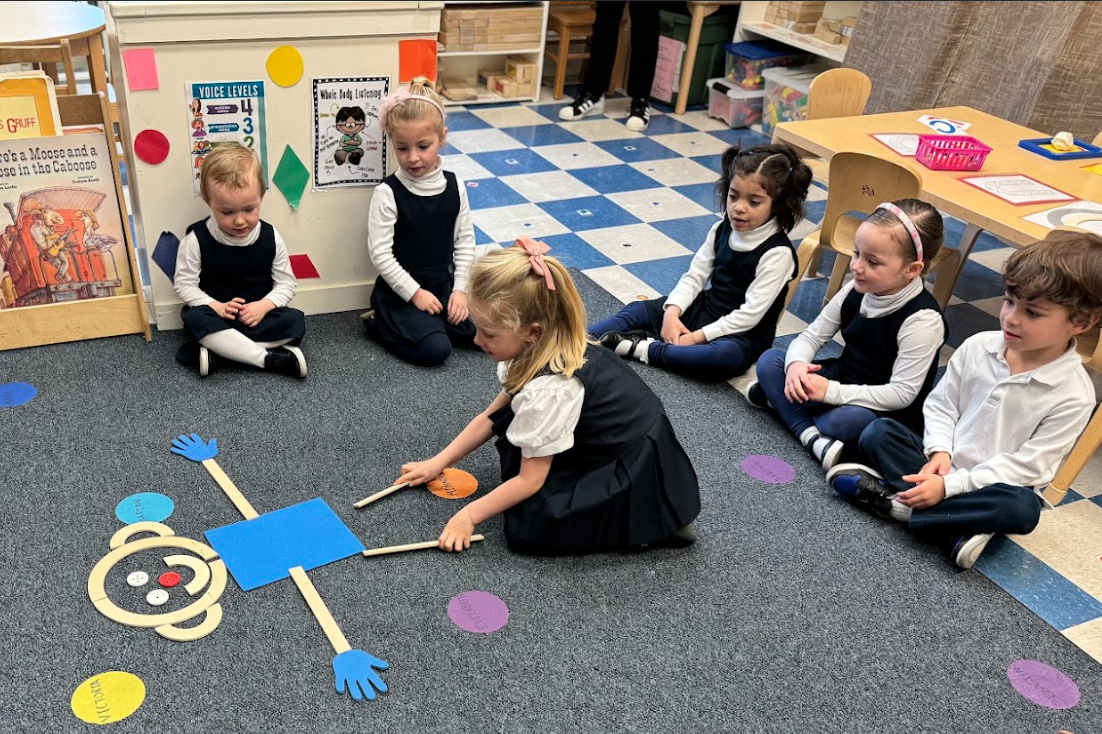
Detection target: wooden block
<box><xmin>494</xmin><ymin>76</ymin><xmax>519</xmax><ymax>97</ymax></box>
<box><xmin>506</xmin><ymin>56</ymin><xmax>538</xmax><ymax>84</ymax></box>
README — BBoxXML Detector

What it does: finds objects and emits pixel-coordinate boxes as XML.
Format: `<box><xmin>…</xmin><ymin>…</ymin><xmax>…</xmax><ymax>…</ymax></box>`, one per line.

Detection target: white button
<box><xmin>146</xmin><ymin>589</ymin><xmax>169</xmax><ymax>606</ymax></box>
<box><xmin>127</xmin><ymin>571</ymin><xmax>149</xmax><ymax>587</ymax></box>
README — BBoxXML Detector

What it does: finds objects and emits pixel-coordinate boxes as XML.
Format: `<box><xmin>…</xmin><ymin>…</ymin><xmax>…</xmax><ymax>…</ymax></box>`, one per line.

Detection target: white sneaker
<box><xmin>559</xmin><ymin>91</ymin><xmax>604</xmax><ymax>121</ymax></box>
<box><xmin>953</xmin><ymin>533</ymin><xmax>995</xmax><ymax>569</ymax></box>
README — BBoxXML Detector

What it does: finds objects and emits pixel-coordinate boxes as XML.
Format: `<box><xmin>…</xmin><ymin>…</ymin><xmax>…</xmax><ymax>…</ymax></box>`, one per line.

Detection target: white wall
<box><xmin>107</xmin><ymin>1</ymin><xmax>443</xmax><ymax>329</ymax></box>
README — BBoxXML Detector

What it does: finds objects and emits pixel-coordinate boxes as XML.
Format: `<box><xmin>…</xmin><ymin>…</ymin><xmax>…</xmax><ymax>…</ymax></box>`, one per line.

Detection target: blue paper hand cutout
<box><xmin>333</xmin><ymin>649</ymin><xmax>390</xmax><ymax>701</ymax></box>
<box><xmin>171</xmin><ymin>433</ymin><xmax>219</xmax><ymax>462</ymax></box>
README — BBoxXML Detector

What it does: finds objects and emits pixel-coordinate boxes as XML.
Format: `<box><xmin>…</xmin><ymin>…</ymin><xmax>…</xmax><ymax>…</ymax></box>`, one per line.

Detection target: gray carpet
<box><xmin>2</xmin><ymin>272</ymin><xmax>1097</xmax><ymax>733</ymax></box>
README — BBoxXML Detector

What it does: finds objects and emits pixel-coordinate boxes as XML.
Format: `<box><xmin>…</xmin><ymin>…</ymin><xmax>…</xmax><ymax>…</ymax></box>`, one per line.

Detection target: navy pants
<box><xmin>755</xmin><ymin>347</ymin><xmax>880</xmax><ymax>443</ymax></box>
<box><xmin>590</xmin><ymin>301</ymin><xmax>750</xmax><ymax>383</ymax></box>
<box><xmin>859</xmin><ymin>418</ymin><xmax>1043</xmax><ymax>543</ymax></box>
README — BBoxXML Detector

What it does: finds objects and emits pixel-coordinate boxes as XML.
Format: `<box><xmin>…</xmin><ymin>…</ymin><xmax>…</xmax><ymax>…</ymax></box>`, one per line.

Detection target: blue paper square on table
<box><xmin>205</xmin><ymin>498</ymin><xmax>365</xmax><ymax>591</ymax></box>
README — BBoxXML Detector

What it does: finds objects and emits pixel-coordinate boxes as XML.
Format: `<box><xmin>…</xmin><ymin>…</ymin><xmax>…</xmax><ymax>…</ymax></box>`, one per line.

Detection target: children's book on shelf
<box><xmin>0</xmin><ymin>71</ymin><xmax>63</xmax><ymax>140</ymax></box>
<box><xmin>0</xmin><ymin>132</ymin><xmax>134</xmax><ymax>310</ymax></box>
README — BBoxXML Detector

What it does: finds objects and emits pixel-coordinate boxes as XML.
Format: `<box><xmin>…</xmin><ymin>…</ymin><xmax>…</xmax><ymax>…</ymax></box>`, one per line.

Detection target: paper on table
<box><xmin>1023</xmin><ymin>201</ymin><xmax>1102</xmax><ymax>235</ymax></box>
<box><xmin>959</xmin><ymin>174</ymin><xmax>1074</xmax><ymax>206</ymax></box>
<box><xmin>917</xmin><ymin>114</ymin><xmax>971</xmax><ymax>135</ymax></box>
<box><xmin>870</xmin><ymin>133</ymin><xmax>919</xmax><ymax>156</ymax></box>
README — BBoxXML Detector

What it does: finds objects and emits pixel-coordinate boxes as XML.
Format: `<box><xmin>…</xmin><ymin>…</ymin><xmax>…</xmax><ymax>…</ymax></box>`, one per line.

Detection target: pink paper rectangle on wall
<box><xmin>122</xmin><ymin>48</ymin><xmax>159</xmax><ymax>91</ymax></box>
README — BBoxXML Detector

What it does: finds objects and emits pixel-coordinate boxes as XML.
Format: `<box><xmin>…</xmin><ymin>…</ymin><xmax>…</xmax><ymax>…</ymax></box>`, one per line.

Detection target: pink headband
<box><xmin>378</xmin><ymin>88</ymin><xmax>445</xmax><ymax>130</ymax></box>
<box><xmin>515</xmin><ymin>236</ymin><xmax>556</xmax><ymax>291</ymax></box>
<box><xmin>876</xmin><ymin>202</ymin><xmax>923</xmax><ymax>262</ymax></box>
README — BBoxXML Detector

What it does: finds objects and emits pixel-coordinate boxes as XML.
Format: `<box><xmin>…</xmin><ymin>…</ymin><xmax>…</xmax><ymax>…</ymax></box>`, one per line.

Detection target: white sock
<box><xmin>613</xmin><ymin>336</ymin><xmax>654</xmax><ymax>362</ymax></box>
<box><xmin>200</xmin><ymin>330</ymin><xmax>268</xmax><ymax>368</ymax></box>
<box><xmin>798</xmin><ymin>427</ymin><xmax>819</xmax><ymax>448</ymax></box>
<box><xmin>810</xmin><ymin>436</ymin><xmax>836</xmax><ymax>459</ymax></box>
<box><xmin>636</xmin><ymin>338</ymin><xmax>653</xmax><ymax>363</ymax></box>
<box><xmin>890</xmin><ymin>499</ymin><xmax>912</xmax><ymax>523</ymax></box>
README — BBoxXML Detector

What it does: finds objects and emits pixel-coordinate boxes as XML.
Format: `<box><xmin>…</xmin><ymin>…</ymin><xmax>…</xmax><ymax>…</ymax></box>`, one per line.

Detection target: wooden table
<box><xmin>674</xmin><ymin>1</ymin><xmax>741</xmax><ymax>115</ymax></box>
<box><xmin>0</xmin><ymin>2</ymin><xmax>108</xmax><ymax>97</ymax></box>
<box><xmin>773</xmin><ymin>105</ymin><xmax>1102</xmax><ymax>292</ymax></box>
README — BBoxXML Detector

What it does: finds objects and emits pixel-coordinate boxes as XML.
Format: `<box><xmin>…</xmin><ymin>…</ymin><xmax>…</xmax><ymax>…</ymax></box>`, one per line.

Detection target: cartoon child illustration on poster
<box><xmin>192</xmin><ymin>118</ymin><xmax>207</xmax><ymax>138</ymax></box>
<box><xmin>334</xmin><ymin>107</ymin><xmax>366</xmax><ymax>166</ymax></box>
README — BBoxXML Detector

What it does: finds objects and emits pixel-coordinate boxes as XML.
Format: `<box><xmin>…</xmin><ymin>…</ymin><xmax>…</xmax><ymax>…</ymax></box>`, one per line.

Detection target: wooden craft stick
<box><xmin>362</xmin><ymin>534</ymin><xmax>485</xmax><ymax>557</ymax></box>
<box><xmin>353</xmin><ymin>482</ymin><xmax>410</xmax><ymax>508</ymax></box>
<box><xmin>289</xmin><ymin>566</ymin><xmax>351</xmax><ymax>654</ymax></box>
<box><xmin>202</xmin><ymin>458</ymin><xmax>259</xmax><ymax>519</ymax></box>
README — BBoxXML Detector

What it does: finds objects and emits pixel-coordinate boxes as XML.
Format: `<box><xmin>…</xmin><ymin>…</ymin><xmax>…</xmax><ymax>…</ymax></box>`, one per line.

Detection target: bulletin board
<box><xmin>106</xmin><ymin>1</ymin><xmax>443</xmax><ymax>329</ymax></box>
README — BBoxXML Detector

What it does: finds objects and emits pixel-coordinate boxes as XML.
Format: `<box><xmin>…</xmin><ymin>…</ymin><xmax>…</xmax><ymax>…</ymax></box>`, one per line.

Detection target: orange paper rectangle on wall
<box><xmin>289</xmin><ymin>254</ymin><xmax>320</xmax><ymax>279</ymax></box>
<box><xmin>399</xmin><ymin>39</ymin><xmax>438</xmax><ymax>82</ymax></box>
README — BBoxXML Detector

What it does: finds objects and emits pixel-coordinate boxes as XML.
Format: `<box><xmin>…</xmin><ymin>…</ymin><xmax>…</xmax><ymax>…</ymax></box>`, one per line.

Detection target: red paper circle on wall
<box><xmin>134</xmin><ymin>129</ymin><xmax>170</xmax><ymax>165</ymax></box>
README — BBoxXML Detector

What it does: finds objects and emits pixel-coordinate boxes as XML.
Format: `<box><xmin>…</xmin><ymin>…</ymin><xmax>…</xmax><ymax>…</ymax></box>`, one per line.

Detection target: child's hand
<box><xmin>802</xmin><ymin>374</ymin><xmax>829</xmax><ymax>402</ymax></box>
<box><xmin>895</xmin><ymin>473</ymin><xmax>946</xmax><ymax>509</ymax></box>
<box><xmin>411</xmin><ymin>288</ymin><xmax>443</xmax><ymax>315</ymax></box>
<box><xmin>920</xmin><ymin>451</ymin><xmax>952</xmax><ymax>476</ymax></box>
<box><xmin>447</xmin><ymin>291</ymin><xmax>469</xmax><ymax>325</ymax></box>
<box><xmin>238</xmin><ymin>298</ymin><xmax>274</xmax><ymax>328</ymax></box>
<box><xmin>211</xmin><ymin>297</ymin><xmax>245</xmax><ymax>320</ymax></box>
<box><xmin>674</xmin><ymin>330</ymin><xmax>706</xmax><ymax>346</ymax></box>
<box><xmin>660</xmin><ymin>309</ymin><xmax>689</xmax><ymax>344</ymax></box>
<box><xmin>439</xmin><ymin>509</ymin><xmax>476</xmax><ymax>552</ymax></box>
<box><xmin>783</xmin><ymin>362</ymin><xmax>820</xmax><ymax>403</ymax></box>
<box><xmin>398</xmin><ymin>457</ymin><xmax>446</xmax><ymax>487</ymax></box>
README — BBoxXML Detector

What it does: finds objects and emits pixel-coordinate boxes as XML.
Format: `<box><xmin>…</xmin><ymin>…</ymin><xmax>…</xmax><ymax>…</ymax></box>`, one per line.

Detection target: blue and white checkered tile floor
<box><xmin>444</xmin><ymin>87</ymin><xmax>1102</xmax><ymax>665</ymax></box>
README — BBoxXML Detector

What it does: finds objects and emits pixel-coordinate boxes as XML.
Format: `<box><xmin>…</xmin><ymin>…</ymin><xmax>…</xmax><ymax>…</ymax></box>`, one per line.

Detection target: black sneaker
<box><xmin>265</xmin><ymin>345</ymin><xmax>307</xmax><ymax>378</ymax></box>
<box><xmin>745</xmin><ymin>380</ymin><xmax>770</xmax><ymax>409</ymax></box>
<box><xmin>666</xmin><ymin>524</ymin><xmax>698</xmax><ymax>548</ymax></box>
<box><xmin>597</xmin><ymin>330</ymin><xmax>649</xmax><ymax>359</ymax></box>
<box><xmin>559</xmin><ymin>90</ymin><xmax>605</xmax><ymax>121</ymax></box>
<box><xmin>175</xmin><ymin>342</ymin><xmax>201</xmax><ymax>370</ymax></box>
<box><xmin>826</xmin><ymin>463</ymin><xmax>894</xmax><ymax>518</ymax></box>
<box><xmin>952</xmin><ymin>533</ymin><xmax>994</xmax><ymax>569</ymax></box>
<box><xmin>626</xmin><ymin>97</ymin><xmax>650</xmax><ymax>131</ymax></box>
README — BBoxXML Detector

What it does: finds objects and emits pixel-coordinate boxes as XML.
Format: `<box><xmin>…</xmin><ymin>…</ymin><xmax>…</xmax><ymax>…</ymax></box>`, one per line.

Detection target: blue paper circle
<box><xmin>0</xmin><ymin>382</ymin><xmax>37</xmax><ymax>407</ymax></box>
<box><xmin>115</xmin><ymin>493</ymin><xmax>175</xmax><ymax>524</ymax></box>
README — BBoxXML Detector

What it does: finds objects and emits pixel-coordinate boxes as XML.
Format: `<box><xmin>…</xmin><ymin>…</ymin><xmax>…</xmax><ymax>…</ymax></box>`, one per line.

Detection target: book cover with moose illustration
<box><xmin>0</xmin><ymin>132</ymin><xmax>133</xmax><ymax>309</ymax></box>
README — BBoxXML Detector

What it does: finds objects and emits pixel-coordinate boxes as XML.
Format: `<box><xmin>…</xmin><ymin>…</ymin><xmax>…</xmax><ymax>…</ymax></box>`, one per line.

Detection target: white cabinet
<box><xmin>437</xmin><ymin>1</ymin><xmax>548</xmax><ymax>105</ymax></box>
<box><xmin>732</xmin><ymin>1</ymin><xmax>863</xmax><ymax>65</ymax></box>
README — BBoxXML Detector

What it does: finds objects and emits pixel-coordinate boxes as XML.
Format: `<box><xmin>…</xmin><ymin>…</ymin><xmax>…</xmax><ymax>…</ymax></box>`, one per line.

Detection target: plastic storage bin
<box><xmin>724</xmin><ymin>40</ymin><xmax>812</xmax><ymax>90</ymax></box>
<box><xmin>707</xmin><ymin>77</ymin><xmax>766</xmax><ymax>128</ymax></box>
<box><xmin>652</xmin><ymin>8</ymin><xmax>737</xmax><ymax>107</ymax></box>
<box><xmin>915</xmin><ymin>135</ymin><xmax>992</xmax><ymax>171</ymax></box>
<box><xmin>760</xmin><ymin>64</ymin><xmax>824</xmax><ymax>137</ymax></box>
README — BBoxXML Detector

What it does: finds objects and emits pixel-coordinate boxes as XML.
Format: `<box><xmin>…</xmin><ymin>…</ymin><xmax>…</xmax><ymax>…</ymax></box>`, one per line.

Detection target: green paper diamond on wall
<box><xmin>273</xmin><ymin>145</ymin><xmax>310</xmax><ymax>209</ymax></box>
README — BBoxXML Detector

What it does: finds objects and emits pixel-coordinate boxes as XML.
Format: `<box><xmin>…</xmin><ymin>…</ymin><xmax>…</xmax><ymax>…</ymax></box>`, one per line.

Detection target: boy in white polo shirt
<box><xmin>826</xmin><ymin>230</ymin><xmax>1102</xmax><ymax>568</ymax></box>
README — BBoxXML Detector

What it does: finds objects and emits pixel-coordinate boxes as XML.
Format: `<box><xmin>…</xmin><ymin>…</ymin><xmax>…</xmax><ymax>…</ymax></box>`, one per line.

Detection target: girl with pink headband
<box><xmin>365</xmin><ymin>75</ymin><xmax>477</xmax><ymax>367</ymax></box>
<box><xmin>397</xmin><ymin>241</ymin><xmax>701</xmax><ymax>555</ymax></box>
<box><xmin>748</xmin><ymin>198</ymin><xmax>948</xmax><ymax>471</ymax></box>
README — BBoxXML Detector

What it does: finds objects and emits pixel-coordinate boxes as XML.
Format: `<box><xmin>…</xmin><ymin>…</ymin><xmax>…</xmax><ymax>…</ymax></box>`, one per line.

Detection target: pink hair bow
<box><xmin>377</xmin><ymin>89</ymin><xmax>411</xmax><ymax>130</ymax></box>
<box><xmin>516</xmin><ymin>236</ymin><xmax>556</xmax><ymax>291</ymax></box>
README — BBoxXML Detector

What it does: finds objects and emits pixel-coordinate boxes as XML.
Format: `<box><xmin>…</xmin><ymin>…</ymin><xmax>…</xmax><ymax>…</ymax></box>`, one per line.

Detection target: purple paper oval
<box><xmin>447</xmin><ymin>591</ymin><xmax>509</xmax><ymax>634</ymax></box>
<box><xmin>1007</xmin><ymin>660</ymin><xmax>1080</xmax><ymax>710</ymax></box>
<box><xmin>741</xmin><ymin>455</ymin><xmax>796</xmax><ymax>484</ymax></box>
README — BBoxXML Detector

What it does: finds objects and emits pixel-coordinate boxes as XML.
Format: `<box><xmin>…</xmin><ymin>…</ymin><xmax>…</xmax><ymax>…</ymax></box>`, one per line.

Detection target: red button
<box><xmin>159</xmin><ymin>572</ymin><xmax>182</xmax><ymax>588</ymax></box>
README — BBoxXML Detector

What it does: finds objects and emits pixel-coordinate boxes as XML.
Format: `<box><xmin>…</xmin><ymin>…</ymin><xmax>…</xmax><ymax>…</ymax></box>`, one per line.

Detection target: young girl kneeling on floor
<box><xmin>365</xmin><ymin>76</ymin><xmax>476</xmax><ymax>367</ymax></box>
<box><xmin>589</xmin><ymin>143</ymin><xmax>812</xmax><ymax>382</ymax></box>
<box><xmin>398</xmin><ymin>239</ymin><xmax>701</xmax><ymax>555</ymax></box>
<box><xmin>747</xmin><ymin>199</ymin><xmax>947</xmax><ymax>471</ymax></box>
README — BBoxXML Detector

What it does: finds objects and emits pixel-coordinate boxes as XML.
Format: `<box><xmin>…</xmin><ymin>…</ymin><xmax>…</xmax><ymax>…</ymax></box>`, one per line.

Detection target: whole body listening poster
<box><xmin>313</xmin><ymin>77</ymin><xmax>388</xmax><ymax>189</ymax></box>
<box><xmin>185</xmin><ymin>81</ymin><xmax>268</xmax><ymax>196</ymax></box>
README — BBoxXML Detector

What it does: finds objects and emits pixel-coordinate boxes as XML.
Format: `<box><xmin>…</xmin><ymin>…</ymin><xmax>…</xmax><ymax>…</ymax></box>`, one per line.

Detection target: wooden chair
<box><xmin>790</xmin><ymin>151</ymin><xmax>962</xmax><ymax>309</ymax></box>
<box><xmin>546</xmin><ymin>2</ymin><xmax>596</xmax><ymax>99</ymax></box>
<box><xmin>0</xmin><ymin>39</ymin><xmax>78</xmax><ymax>95</ymax></box>
<box><xmin>802</xmin><ymin>69</ymin><xmax>873</xmax><ymax>186</ymax></box>
<box><xmin>1093</xmin><ymin>130</ymin><xmax>1102</xmax><ymax>146</ymax></box>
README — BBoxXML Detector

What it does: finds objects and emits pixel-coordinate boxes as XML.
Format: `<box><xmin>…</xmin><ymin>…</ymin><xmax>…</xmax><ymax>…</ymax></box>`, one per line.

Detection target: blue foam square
<box><xmin>571</xmin><ymin>165</ymin><xmax>661</xmax><ymax>194</ymax></box>
<box><xmin>205</xmin><ymin>498</ymin><xmax>365</xmax><ymax>591</ymax></box>
<box><xmin>469</xmin><ymin>148</ymin><xmax>558</xmax><ymax>177</ymax></box>
<box><xmin>465</xmin><ymin>178</ymin><xmax>527</xmax><ymax>210</ymax></box>
<box><xmin>151</xmin><ymin>231</ymin><xmax>180</xmax><ymax>281</ymax></box>
<box><xmin>593</xmin><ymin>138</ymin><xmax>682</xmax><ymax>164</ymax></box>
<box><xmin>537</xmin><ymin>196</ymin><xmax>640</xmax><ymax>232</ymax></box>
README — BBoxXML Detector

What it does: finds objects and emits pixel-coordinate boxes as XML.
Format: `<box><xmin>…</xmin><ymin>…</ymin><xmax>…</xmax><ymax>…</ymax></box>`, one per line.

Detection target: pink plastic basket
<box><xmin>915</xmin><ymin>134</ymin><xmax>992</xmax><ymax>171</ymax></box>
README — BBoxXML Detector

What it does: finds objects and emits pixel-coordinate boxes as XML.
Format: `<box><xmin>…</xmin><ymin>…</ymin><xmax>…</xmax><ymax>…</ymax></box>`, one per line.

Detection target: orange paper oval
<box><xmin>427</xmin><ymin>468</ymin><xmax>478</xmax><ymax>499</ymax></box>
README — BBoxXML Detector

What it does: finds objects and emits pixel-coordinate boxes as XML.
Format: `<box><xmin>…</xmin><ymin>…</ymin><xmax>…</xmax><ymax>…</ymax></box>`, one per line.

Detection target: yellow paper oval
<box><xmin>266</xmin><ymin>46</ymin><xmax>304</xmax><ymax>87</ymax></box>
<box><xmin>71</xmin><ymin>671</ymin><xmax>146</xmax><ymax>724</ymax></box>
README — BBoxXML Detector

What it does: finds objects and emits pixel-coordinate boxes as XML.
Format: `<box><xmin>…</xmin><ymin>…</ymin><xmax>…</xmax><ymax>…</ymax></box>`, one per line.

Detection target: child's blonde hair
<box><xmin>199</xmin><ymin>143</ymin><xmax>266</xmax><ymax>203</ymax></box>
<box><xmin>863</xmin><ymin>198</ymin><xmax>944</xmax><ymax>276</ymax></box>
<box><xmin>383</xmin><ymin>76</ymin><xmax>446</xmax><ymax>135</ymax></box>
<box><xmin>468</xmin><ymin>246</ymin><xmax>589</xmax><ymax>394</ymax></box>
<box><xmin>1004</xmin><ymin>229</ymin><xmax>1102</xmax><ymax>325</ymax></box>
